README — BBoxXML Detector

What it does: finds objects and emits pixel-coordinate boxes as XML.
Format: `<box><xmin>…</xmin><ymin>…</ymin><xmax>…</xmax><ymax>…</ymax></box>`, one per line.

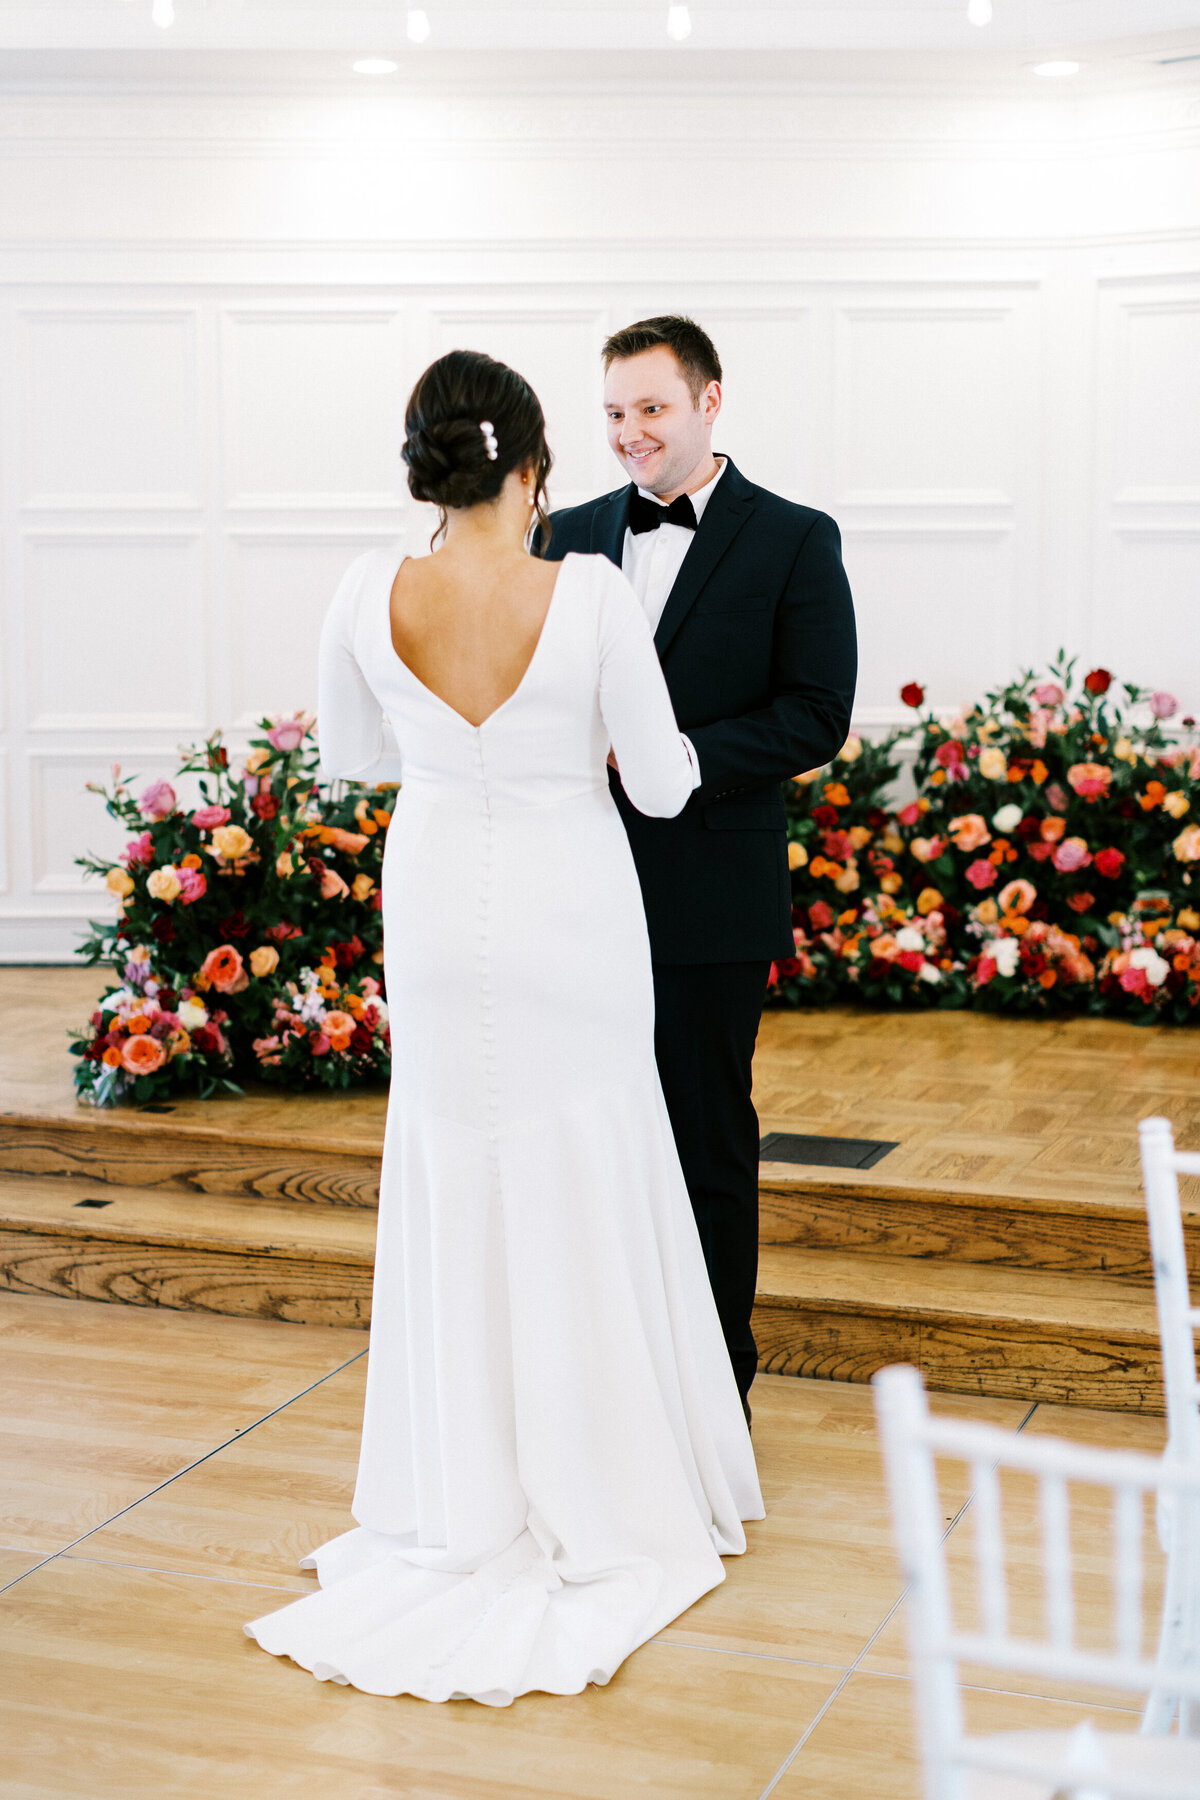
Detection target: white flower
<box><xmin>992</xmin><ymin>937</ymin><xmax>1021</xmax><ymax>978</ymax></box>
<box><xmin>177</xmin><ymin>998</ymin><xmax>209</xmax><ymax>1031</ymax></box>
<box><xmin>298</xmin><ymin>990</ymin><xmax>326</xmax><ymax>1023</ymax></box>
<box><xmin>919</xmin><ymin>963</ymin><xmax>942</xmax><ymax>984</ymax></box>
<box><xmin>992</xmin><ymin>803</ymin><xmax>1023</xmax><ymax>834</ymax></box>
<box><xmin>894</xmin><ymin>927</ymin><xmax>925</xmax><ymax>953</ymax></box>
<box><xmin>1129</xmin><ymin>946</ymin><xmax>1170</xmax><ymax>988</ymax></box>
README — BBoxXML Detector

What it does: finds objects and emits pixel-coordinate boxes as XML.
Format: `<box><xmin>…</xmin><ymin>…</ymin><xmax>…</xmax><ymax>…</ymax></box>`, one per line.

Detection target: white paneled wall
<box><xmin>0</xmin><ymin>71</ymin><xmax>1198</xmax><ymax>958</ymax></box>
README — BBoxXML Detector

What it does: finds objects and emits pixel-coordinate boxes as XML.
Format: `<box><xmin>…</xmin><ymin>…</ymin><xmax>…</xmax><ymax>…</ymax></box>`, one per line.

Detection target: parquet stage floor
<box><xmin>1</xmin><ymin>968</ymin><xmax>1197</xmax><ymax>1412</ymax></box>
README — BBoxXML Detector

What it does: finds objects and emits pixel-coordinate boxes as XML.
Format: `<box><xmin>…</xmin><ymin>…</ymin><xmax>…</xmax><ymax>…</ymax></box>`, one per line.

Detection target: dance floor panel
<box><xmin>0</xmin><ymin>969</ymin><xmax>1195</xmax><ymax>1410</ymax></box>
<box><xmin>0</xmin><ymin>1293</ymin><xmax>1160</xmax><ymax>1800</ymax></box>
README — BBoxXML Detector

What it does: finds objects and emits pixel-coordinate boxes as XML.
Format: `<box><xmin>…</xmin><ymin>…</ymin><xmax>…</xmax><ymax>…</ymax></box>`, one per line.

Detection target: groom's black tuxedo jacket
<box><xmin>537</xmin><ymin>457</ymin><xmax>857</xmax><ymax>965</ymax></box>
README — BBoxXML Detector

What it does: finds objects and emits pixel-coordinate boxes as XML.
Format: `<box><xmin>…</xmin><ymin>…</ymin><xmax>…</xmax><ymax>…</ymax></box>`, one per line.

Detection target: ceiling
<box><xmin>2</xmin><ymin>2</ymin><xmax>1200</xmax><ymax>87</ymax></box>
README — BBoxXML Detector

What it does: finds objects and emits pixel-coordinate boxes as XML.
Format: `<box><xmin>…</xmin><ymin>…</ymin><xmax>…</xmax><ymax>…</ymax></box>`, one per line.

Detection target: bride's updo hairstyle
<box><xmin>401</xmin><ymin>349</ymin><xmax>553</xmax><ymax>548</ymax></box>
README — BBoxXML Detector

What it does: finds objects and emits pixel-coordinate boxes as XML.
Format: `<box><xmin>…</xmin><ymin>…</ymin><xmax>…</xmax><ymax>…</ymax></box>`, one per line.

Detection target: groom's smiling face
<box><xmin>603</xmin><ymin>346</ymin><xmax>720</xmax><ymax>501</ymax></box>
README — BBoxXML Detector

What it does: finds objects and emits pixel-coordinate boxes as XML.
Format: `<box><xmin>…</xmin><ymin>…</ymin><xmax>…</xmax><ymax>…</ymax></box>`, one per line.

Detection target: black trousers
<box><xmin>651</xmin><ymin>960</ymin><xmax>772</xmax><ymax>1405</ymax></box>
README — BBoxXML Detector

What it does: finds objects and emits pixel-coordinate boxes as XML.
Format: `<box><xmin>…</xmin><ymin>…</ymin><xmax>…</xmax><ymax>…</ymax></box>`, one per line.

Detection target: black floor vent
<box><xmin>73</xmin><ymin>1197</ymin><xmax>115</xmax><ymax>1208</ymax></box>
<box><xmin>759</xmin><ymin>1132</ymin><xmax>898</xmax><ymax>1171</ymax></box>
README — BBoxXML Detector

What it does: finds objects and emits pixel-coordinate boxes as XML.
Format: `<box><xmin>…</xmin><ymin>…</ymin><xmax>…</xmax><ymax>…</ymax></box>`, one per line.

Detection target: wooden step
<box><xmin>0</xmin><ymin>1109</ymin><xmax>381</xmax><ymax>1208</ymax></box>
<box><xmin>753</xmin><ymin>1244</ymin><xmax>1164</xmax><ymax>1415</ymax></box>
<box><xmin>0</xmin><ymin>1173</ymin><xmax>374</xmax><ymax>1328</ymax></box>
<box><xmin>758</xmin><ymin>1167</ymin><xmax>1199</xmax><ymax>1283</ymax></box>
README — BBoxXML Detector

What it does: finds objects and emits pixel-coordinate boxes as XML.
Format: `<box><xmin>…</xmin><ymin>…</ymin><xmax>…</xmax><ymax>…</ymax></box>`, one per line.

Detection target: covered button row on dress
<box><xmin>473</xmin><ymin>731</ymin><xmax>501</xmax><ymax>1133</ymax></box>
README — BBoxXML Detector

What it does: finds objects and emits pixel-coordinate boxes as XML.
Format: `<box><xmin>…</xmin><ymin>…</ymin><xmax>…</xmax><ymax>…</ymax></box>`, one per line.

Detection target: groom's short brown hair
<box><xmin>602</xmin><ymin>315</ymin><xmax>722</xmax><ymax>404</ymax></box>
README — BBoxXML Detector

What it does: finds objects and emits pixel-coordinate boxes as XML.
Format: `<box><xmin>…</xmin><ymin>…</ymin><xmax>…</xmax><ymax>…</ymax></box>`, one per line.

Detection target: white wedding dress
<box><xmin>245</xmin><ymin>546</ymin><xmax>763</xmax><ymax>1704</ymax></box>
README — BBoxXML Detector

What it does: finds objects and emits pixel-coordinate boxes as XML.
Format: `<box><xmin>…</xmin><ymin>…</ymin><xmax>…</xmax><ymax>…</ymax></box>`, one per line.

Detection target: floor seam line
<box><xmin>59</xmin><ymin>1554</ymin><xmax>314</xmax><ymax>1595</ymax></box>
<box><xmin>24</xmin><ymin>1345</ymin><xmax>368</xmax><ymax>1569</ymax></box>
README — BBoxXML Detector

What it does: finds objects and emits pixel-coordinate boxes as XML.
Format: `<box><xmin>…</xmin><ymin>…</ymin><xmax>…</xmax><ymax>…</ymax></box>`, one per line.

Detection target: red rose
<box><xmin>898</xmin><ymin>950</ymin><xmax>923</xmax><ymax>973</ymax></box>
<box><xmin>1016</xmin><ymin>817</ymin><xmax>1040</xmax><ymax>840</ymax></box>
<box><xmin>265</xmin><ymin>920</ymin><xmax>303</xmax><ymax>942</ymax></box>
<box><xmin>865</xmin><ymin>808</ymin><xmax>888</xmax><ymax>831</ymax></box>
<box><xmin>1094</xmin><ymin>848</ymin><xmax>1125</xmax><ymax>878</ymax></box>
<box><xmin>1067</xmin><ymin>891</ymin><xmax>1095</xmax><ymax>914</ymax></box>
<box><xmin>900</xmin><ymin>683</ymin><xmax>925</xmax><ymax>708</ymax></box>
<box><xmin>218</xmin><ymin>910</ymin><xmax>251</xmax><ymax>939</ymax></box>
<box><xmin>157</xmin><ymin>987</ymin><xmax>178</xmax><ymax>1010</ymax></box>
<box><xmin>775</xmin><ymin>957</ymin><xmax>801</xmax><ymax>979</ymax></box>
<box><xmin>350</xmin><ymin>1022</ymin><xmax>374</xmax><ymax>1054</ymax></box>
<box><xmin>812</xmin><ymin>805</ymin><xmax>839</xmax><ymax>829</ymax></box>
<box><xmin>1084</xmin><ymin>668</ymin><xmax>1113</xmax><ymax>695</ymax></box>
<box><xmin>251</xmin><ymin>791</ymin><xmax>281</xmax><ymax>821</ymax></box>
<box><xmin>808</xmin><ymin>901</ymin><xmax>835</xmax><ymax>930</ymax></box>
<box><xmin>151</xmin><ymin>916</ymin><xmax>175</xmax><ymax>943</ymax></box>
<box><xmin>191</xmin><ymin>1025</ymin><xmax>219</xmax><ymax>1054</ymax></box>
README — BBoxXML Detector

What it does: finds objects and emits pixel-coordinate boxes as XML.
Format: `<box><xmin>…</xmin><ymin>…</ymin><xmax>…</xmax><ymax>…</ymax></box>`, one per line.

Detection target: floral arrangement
<box><xmin>71</xmin><ymin>714</ymin><xmax>397</xmax><ymax>1104</ymax></box>
<box><xmin>770</xmin><ymin>655</ymin><xmax>1200</xmax><ymax>1023</ymax></box>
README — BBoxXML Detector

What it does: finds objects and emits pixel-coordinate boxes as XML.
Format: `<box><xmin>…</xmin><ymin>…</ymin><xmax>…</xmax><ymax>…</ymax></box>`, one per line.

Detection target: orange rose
<box><xmin>322</xmin><ymin>1010</ymin><xmax>356</xmax><ymax>1051</ymax></box>
<box><xmin>120</xmin><ymin>1034</ymin><xmax>166</xmax><ymax>1075</ymax></box>
<box><xmin>823</xmin><ymin>783</ymin><xmax>851</xmax><ymax>807</ymax></box>
<box><xmin>249</xmin><ymin>945</ymin><xmax>280</xmax><ymax>978</ymax></box>
<box><xmin>126</xmin><ymin>1014</ymin><xmax>151</xmax><ymax>1035</ymax></box>
<box><xmin>320</xmin><ymin>827</ymin><xmax>370</xmax><ymax>855</ymax></box>
<box><xmin>320</xmin><ymin>869</ymin><xmax>350</xmax><ymax>901</ymax></box>
<box><xmin>199</xmin><ymin>944</ymin><xmax>249</xmax><ymax>993</ymax></box>
<box><xmin>102</xmin><ymin>1046</ymin><xmax>122</xmax><ymax>1068</ymax></box>
<box><xmin>947</xmin><ymin>814</ymin><xmax>991</xmax><ymax>853</ymax></box>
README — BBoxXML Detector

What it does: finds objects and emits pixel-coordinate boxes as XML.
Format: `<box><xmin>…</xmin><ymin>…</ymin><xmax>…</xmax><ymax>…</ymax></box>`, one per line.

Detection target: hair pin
<box><xmin>480</xmin><ymin>420</ymin><xmax>499</xmax><ymax>461</ymax></box>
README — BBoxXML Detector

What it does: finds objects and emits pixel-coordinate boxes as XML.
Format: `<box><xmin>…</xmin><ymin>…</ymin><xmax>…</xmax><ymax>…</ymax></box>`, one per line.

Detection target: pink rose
<box><xmin>176</xmin><ymin>867</ymin><xmax>207</xmax><ymax>905</ymax></box>
<box><xmin>267</xmin><ymin>717</ymin><xmax>308</xmax><ymax>752</ymax></box>
<box><xmin>1066</xmin><ymin>763</ymin><xmax>1112</xmax><ymax>801</ymax></box>
<box><xmin>320</xmin><ymin>869</ymin><xmax>350</xmax><ymax>901</ymax></box>
<box><xmin>191</xmin><ymin>805</ymin><xmax>231</xmax><ymax>830</ymax></box>
<box><xmin>310</xmin><ymin>1032</ymin><xmax>331</xmax><ymax>1056</ymax></box>
<box><xmin>897</xmin><ymin>802</ymin><xmax>921</xmax><ymax>827</ymax></box>
<box><xmin>122</xmin><ymin>830</ymin><xmax>155</xmax><ymax>868</ymax></box>
<box><xmin>1120</xmin><ymin>966</ymin><xmax>1149</xmax><ymax>997</ymax></box>
<box><xmin>965</xmin><ymin>859</ymin><xmax>998</xmax><ymax>890</ymax></box>
<box><xmin>1045</xmin><ymin>784</ymin><xmax>1070</xmax><ymax>813</ymax></box>
<box><xmin>1052</xmin><ymin>836</ymin><xmax>1092</xmax><ymax>873</ymax></box>
<box><xmin>138</xmin><ymin>779</ymin><xmax>177</xmax><ymax>820</ymax></box>
<box><xmin>976</xmin><ymin>955</ymin><xmax>997</xmax><ymax>986</ymax></box>
<box><xmin>1026</xmin><ymin>842</ymin><xmax>1054</xmax><ymax>862</ymax></box>
<box><xmin>1032</xmin><ymin>682</ymin><xmax>1064</xmax><ymax>707</ymax></box>
<box><xmin>1150</xmin><ymin>691</ymin><xmax>1178</xmax><ymax>720</ymax></box>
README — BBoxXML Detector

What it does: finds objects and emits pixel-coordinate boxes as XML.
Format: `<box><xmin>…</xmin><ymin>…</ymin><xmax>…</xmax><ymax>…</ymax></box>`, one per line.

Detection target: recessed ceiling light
<box><xmin>407</xmin><ymin>8</ymin><xmax>432</xmax><ymax>43</ymax></box>
<box><xmin>966</xmin><ymin>0</ymin><xmax>992</xmax><ymax>26</ymax></box>
<box><xmin>1032</xmin><ymin>60</ymin><xmax>1081</xmax><ymax>78</ymax></box>
<box><xmin>666</xmin><ymin>5</ymin><xmax>692</xmax><ymax>42</ymax></box>
<box><xmin>353</xmin><ymin>57</ymin><xmax>398</xmax><ymax>75</ymax></box>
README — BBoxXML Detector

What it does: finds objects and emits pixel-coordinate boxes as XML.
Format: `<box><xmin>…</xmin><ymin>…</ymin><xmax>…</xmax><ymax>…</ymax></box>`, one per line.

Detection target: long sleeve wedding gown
<box><xmin>245</xmin><ymin>546</ymin><xmax>763</xmax><ymax>1704</ymax></box>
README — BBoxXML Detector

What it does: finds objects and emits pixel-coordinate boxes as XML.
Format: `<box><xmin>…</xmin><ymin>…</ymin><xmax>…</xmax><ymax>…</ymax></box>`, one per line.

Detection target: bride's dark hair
<box><xmin>401</xmin><ymin>349</ymin><xmax>553</xmax><ymax>549</ymax></box>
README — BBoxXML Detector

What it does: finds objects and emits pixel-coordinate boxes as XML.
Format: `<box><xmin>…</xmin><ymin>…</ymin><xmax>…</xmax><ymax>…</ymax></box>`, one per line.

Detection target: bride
<box><xmin>245</xmin><ymin>349</ymin><xmax>763</xmax><ymax>1705</ymax></box>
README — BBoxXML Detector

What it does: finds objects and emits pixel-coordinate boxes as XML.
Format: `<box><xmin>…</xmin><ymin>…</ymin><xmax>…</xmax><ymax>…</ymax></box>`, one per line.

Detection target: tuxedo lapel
<box><xmin>590</xmin><ymin>486</ymin><xmax>631</xmax><ymax>568</ymax></box>
<box><xmin>653</xmin><ymin>457</ymin><xmax>757</xmax><ymax>657</ymax></box>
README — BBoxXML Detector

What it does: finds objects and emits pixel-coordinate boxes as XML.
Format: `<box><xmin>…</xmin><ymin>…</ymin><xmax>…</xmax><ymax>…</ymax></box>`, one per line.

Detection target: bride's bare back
<box><xmin>388</xmin><ymin>550</ymin><xmax>561</xmax><ymax>730</ymax></box>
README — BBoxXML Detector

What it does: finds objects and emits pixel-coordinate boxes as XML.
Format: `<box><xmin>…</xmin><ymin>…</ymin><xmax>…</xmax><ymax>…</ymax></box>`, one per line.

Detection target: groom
<box><xmin>536</xmin><ymin>315</ymin><xmax>857</xmax><ymax>1417</ymax></box>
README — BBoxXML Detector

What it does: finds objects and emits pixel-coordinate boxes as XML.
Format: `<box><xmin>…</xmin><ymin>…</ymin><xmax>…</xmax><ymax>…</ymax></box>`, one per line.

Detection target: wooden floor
<box><xmin>2</xmin><ymin>967</ymin><xmax>1198</xmax><ymax>1412</ymax></box>
<box><xmin>0</xmin><ymin>1290</ymin><xmax>1168</xmax><ymax>1800</ymax></box>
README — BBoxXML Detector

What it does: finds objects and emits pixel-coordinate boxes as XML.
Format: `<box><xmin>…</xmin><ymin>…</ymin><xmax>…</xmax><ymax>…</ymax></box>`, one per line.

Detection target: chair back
<box><xmin>873</xmin><ymin>1364</ymin><xmax>1200</xmax><ymax>1800</ymax></box>
<box><xmin>1139</xmin><ymin>1117</ymin><xmax>1200</xmax><ymax>1467</ymax></box>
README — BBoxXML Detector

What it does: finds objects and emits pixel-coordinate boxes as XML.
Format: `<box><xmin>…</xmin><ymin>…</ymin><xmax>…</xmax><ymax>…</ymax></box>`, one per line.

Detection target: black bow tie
<box><xmin>628</xmin><ymin>490</ymin><xmax>698</xmax><ymax>536</ymax></box>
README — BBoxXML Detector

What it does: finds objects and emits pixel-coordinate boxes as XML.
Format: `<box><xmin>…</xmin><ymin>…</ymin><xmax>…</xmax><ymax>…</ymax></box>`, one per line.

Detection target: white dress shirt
<box><xmin>619</xmin><ymin>457</ymin><xmax>727</xmax><ymax>789</ymax></box>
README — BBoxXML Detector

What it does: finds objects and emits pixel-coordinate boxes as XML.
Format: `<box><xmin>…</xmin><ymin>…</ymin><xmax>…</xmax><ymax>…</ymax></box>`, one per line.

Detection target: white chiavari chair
<box><xmin>1139</xmin><ymin>1116</ymin><xmax>1200</xmax><ymax>1735</ymax></box>
<box><xmin>873</xmin><ymin>1364</ymin><xmax>1200</xmax><ymax>1800</ymax></box>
